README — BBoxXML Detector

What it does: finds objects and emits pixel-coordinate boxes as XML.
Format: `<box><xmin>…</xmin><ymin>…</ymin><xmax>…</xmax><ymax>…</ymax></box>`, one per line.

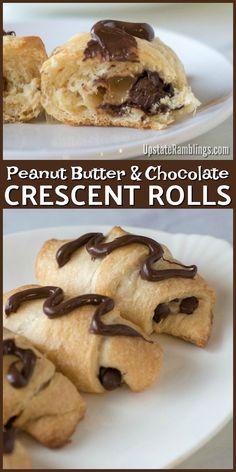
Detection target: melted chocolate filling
<box><xmin>127</xmin><ymin>71</ymin><xmax>174</xmax><ymax>113</ymax></box>
<box><xmin>153</xmin><ymin>296</ymin><xmax>199</xmax><ymax>323</ymax></box>
<box><xmin>56</xmin><ymin>232</ymin><xmax>197</xmax><ymax>282</ymax></box>
<box><xmin>3</xmin><ymin>339</ymin><xmax>37</xmax><ymax>389</ymax></box>
<box><xmin>99</xmin><ymin>71</ymin><xmax>174</xmax><ymax>116</ymax></box>
<box><xmin>84</xmin><ymin>20</ymin><xmax>154</xmax><ymax>62</ymax></box>
<box><xmin>83</xmin><ymin>21</ymin><xmax>175</xmax><ymax>115</ymax></box>
<box><xmin>5</xmin><ymin>287</ymin><xmax>146</xmax><ymax>341</ymax></box>
<box><xmin>99</xmin><ymin>367</ymin><xmax>122</xmax><ymax>390</ymax></box>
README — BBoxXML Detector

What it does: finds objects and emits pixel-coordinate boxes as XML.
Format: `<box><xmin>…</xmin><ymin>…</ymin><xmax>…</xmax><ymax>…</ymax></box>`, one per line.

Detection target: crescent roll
<box><xmin>3</xmin><ymin>31</ymin><xmax>47</xmax><ymax>123</ymax></box>
<box><xmin>36</xmin><ymin>226</ymin><xmax>215</xmax><ymax>347</ymax></box>
<box><xmin>3</xmin><ymin>286</ymin><xmax>163</xmax><ymax>394</ymax></box>
<box><xmin>41</xmin><ymin>20</ymin><xmax>200</xmax><ymax>129</ymax></box>
<box><xmin>3</xmin><ymin>327</ymin><xmax>86</xmax><ymax>448</ymax></box>
<box><xmin>3</xmin><ymin>432</ymin><xmax>31</xmax><ymax>470</ymax></box>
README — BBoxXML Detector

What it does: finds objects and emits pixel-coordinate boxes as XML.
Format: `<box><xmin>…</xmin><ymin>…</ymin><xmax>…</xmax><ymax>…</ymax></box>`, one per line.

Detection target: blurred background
<box><xmin>3</xmin><ymin>3</ymin><xmax>233</xmax><ymax>61</ymax></box>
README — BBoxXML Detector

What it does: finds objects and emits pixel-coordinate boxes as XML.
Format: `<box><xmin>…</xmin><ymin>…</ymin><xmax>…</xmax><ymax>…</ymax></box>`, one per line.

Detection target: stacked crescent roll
<box><xmin>3</xmin><ymin>327</ymin><xmax>86</xmax><ymax>469</ymax></box>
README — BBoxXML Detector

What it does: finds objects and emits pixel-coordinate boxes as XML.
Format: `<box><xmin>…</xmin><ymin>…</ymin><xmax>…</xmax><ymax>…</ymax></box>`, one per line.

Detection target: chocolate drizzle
<box><xmin>5</xmin><ymin>287</ymin><xmax>146</xmax><ymax>341</ymax></box>
<box><xmin>56</xmin><ymin>232</ymin><xmax>197</xmax><ymax>282</ymax></box>
<box><xmin>3</xmin><ymin>339</ymin><xmax>37</xmax><ymax>389</ymax></box>
<box><xmin>57</xmin><ymin>233</ymin><xmax>97</xmax><ymax>268</ymax></box>
<box><xmin>84</xmin><ymin>20</ymin><xmax>154</xmax><ymax>62</ymax></box>
<box><xmin>3</xmin><ymin>30</ymin><xmax>16</xmax><ymax>36</ymax></box>
<box><xmin>3</xmin><ymin>427</ymin><xmax>16</xmax><ymax>454</ymax></box>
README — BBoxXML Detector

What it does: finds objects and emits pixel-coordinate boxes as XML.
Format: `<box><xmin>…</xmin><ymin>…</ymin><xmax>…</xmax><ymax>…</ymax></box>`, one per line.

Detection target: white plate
<box><xmin>3</xmin><ymin>225</ymin><xmax>233</xmax><ymax>469</ymax></box>
<box><xmin>3</xmin><ymin>19</ymin><xmax>233</xmax><ymax>160</ymax></box>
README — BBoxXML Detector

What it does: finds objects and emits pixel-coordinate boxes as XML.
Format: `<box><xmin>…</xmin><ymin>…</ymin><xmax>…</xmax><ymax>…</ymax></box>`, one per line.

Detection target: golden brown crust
<box><xmin>36</xmin><ymin>226</ymin><xmax>215</xmax><ymax>347</ymax></box>
<box><xmin>41</xmin><ymin>32</ymin><xmax>200</xmax><ymax>129</ymax></box>
<box><xmin>3</xmin><ymin>35</ymin><xmax>48</xmax><ymax>123</ymax></box>
<box><xmin>3</xmin><ymin>328</ymin><xmax>86</xmax><ymax>448</ymax></box>
<box><xmin>3</xmin><ymin>287</ymin><xmax>163</xmax><ymax>393</ymax></box>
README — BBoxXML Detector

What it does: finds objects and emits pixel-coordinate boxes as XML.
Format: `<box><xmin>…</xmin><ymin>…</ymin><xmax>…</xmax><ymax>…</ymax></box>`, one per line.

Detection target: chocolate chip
<box><xmin>99</xmin><ymin>367</ymin><xmax>122</xmax><ymax>390</ymax></box>
<box><xmin>180</xmin><ymin>297</ymin><xmax>199</xmax><ymax>315</ymax></box>
<box><xmin>153</xmin><ymin>303</ymin><xmax>170</xmax><ymax>323</ymax></box>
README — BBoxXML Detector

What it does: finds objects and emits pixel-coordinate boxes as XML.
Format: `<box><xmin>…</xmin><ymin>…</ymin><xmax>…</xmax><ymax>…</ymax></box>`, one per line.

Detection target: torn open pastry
<box><xmin>3</xmin><ymin>30</ymin><xmax>47</xmax><ymax>123</ymax></box>
<box><xmin>3</xmin><ymin>287</ymin><xmax>163</xmax><ymax>393</ymax></box>
<box><xmin>36</xmin><ymin>226</ymin><xmax>215</xmax><ymax>347</ymax></box>
<box><xmin>3</xmin><ymin>327</ymin><xmax>86</xmax><ymax>448</ymax></box>
<box><xmin>41</xmin><ymin>20</ymin><xmax>200</xmax><ymax>129</ymax></box>
<box><xmin>3</xmin><ymin>428</ymin><xmax>31</xmax><ymax>470</ymax></box>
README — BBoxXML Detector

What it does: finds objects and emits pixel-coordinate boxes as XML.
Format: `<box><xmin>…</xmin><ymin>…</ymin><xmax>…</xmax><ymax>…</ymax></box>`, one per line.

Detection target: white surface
<box><xmin>3</xmin><ymin>225</ymin><xmax>233</xmax><ymax>469</ymax></box>
<box><xmin>3</xmin><ymin>19</ymin><xmax>233</xmax><ymax>160</ymax></box>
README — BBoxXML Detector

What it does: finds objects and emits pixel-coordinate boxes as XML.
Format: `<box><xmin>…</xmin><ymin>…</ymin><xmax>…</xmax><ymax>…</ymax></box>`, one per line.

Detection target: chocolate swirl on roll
<box><xmin>5</xmin><ymin>286</ymin><xmax>146</xmax><ymax>341</ymax></box>
<box><xmin>3</xmin><ymin>426</ymin><xmax>16</xmax><ymax>454</ymax></box>
<box><xmin>56</xmin><ymin>232</ymin><xmax>197</xmax><ymax>282</ymax></box>
<box><xmin>3</xmin><ymin>30</ymin><xmax>16</xmax><ymax>36</ymax></box>
<box><xmin>3</xmin><ymin>339</ymin><xmax>37</xmax><ymax>389</ymax></box>
<box><xmin>84</xmin><ymin>20</ymin><xmax>154</xmax><ymax>62</ymax></box>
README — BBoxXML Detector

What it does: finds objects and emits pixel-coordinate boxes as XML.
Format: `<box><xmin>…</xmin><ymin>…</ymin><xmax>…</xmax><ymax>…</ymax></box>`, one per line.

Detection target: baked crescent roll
<box><xmin>36</xmin><ymin>226</ymin><xmax>215</xmax><ymax>347</ymax></box>
<box><xmin>3</xmin><ymin>287</ymin><xmax>163</xmax><ymax>393</ymax></box>
<box><xmin>41</xmin><ymin>20</ymin><xmax>200</xmax><ymax>129</ymax></box>
<box><xmin>3</xmin><ymin>327</ymin><xmax>86</xmax><ymax>448</ymax></box>
<box><xmin>3</xmin><ymin>31</ymin><xmax>47</xmax><ymax>123</ymax></box>
<box><xmin>3</xmin><ymin>432</ymin><xmax>31</xmax><ymax>470</ymax></box>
